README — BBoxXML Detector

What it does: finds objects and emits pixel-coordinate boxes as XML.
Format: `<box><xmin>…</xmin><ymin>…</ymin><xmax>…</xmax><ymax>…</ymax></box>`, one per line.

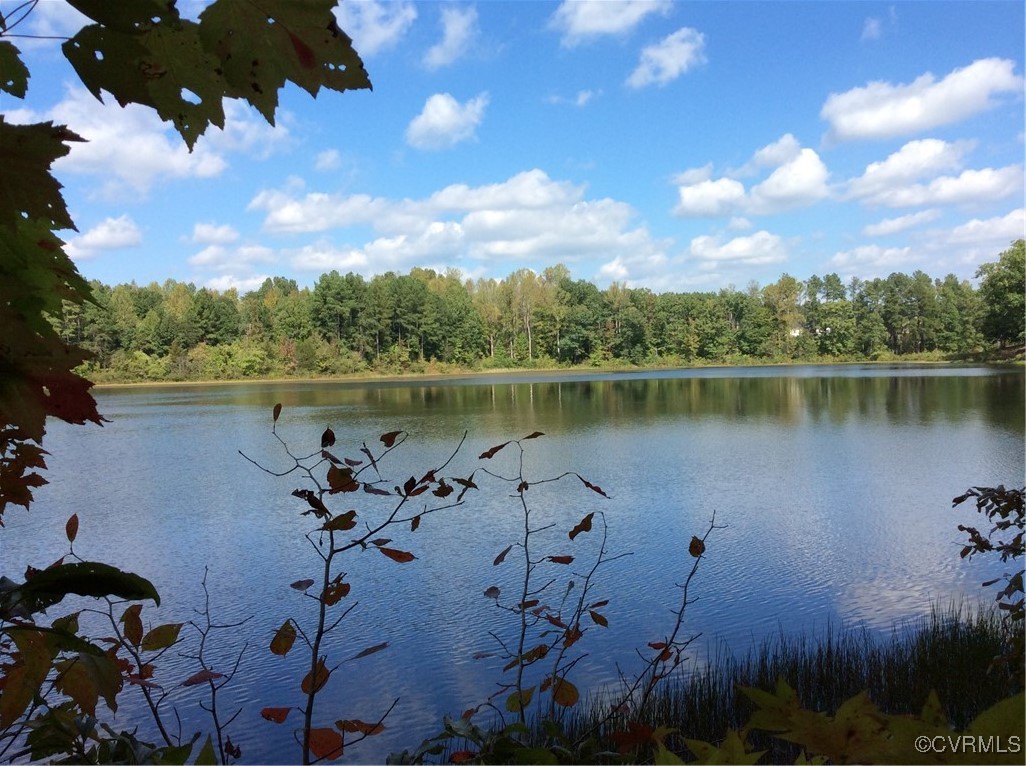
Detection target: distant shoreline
<box><xmin>89</xmin><ymin>355</ymin><xmax>1007</xmax><ymax>390</ymax></box>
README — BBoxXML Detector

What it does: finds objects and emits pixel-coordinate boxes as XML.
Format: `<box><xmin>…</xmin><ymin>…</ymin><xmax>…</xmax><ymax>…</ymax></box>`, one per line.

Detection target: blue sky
<box><xmin>6</xmin><ymin>0</ymin><xmax>1024</xmax><ymax>294</ymax></box>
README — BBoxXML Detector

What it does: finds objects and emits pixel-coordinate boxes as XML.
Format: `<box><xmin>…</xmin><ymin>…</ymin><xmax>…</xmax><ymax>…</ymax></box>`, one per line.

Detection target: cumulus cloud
<box><xmin>821</xmin><ymin>58</ymin><xmax>1023</xmax><ymax>142</ymax></box>
<box><xmin>734</xmin><ymin>134</ymin><xmax>802</xmax><ymax>176</ymax></box>
<box><xmin>189</xmin><ymin>223</ymin><xmax>240</xmax><ymax>245</ymax></box>
<box><xmin>65</xmin><ymin>215</ymin><xmax>142</xmax><ymax>260</ymax></box>
<box><xmin>188</xmin><ymin>243</ymin><xmax>274</xmax><ymax>272</ymax></box>
<box><xmin>249</xmin><ymin>169</ymin><xmax>666</xmax><ymax>276</ymax></box>
<box><xmin>424</xmin><ymin>5</ymin><xmax>478</xmax><ymax>69</ymax></box>
<box><xmin>862</xmin><ymin>210</ymin><xmax>940</xmax><ymax>237</ymax></box>
<box><xmin>205</xmin><ymin>274</ymin><xmax>272</xmax><ymax>293</ymax></box>
<box><xmin>289</xmin><ymin>241</ymin><xmax>370</xmax><ymax>273</ymax></box>
<box><xmin>862</xmin><ymin>166</ymin><xmax>1022</xmax><ymax>208</ymax></box>
<box><xmin>908</xmin><ymin>209</ymin><xmax>1026</xmax><ymax>273</ymax></box>
<box><xmin>846</xmin><ymin>139</ymin><xmax>972</xmax><ymax>201</ymax></box>
<box><xmin>11</xmin><ymin>86</ymin><xmax>288</xmax><ymax>199</ymax></box>
<box><xmin>16</xmin><ymin>86</ymin><xmax>225</xmax><ymax>198</ymax></box>
<box><xmin>688</xmin><ymin>231</ymin><xmax>788</xmax><ymax>267</ymax></box>
<box><xmin>405</xmin><ymin>92</ymin><xmax>489</xmax><ymax>150</ymax></box>
<box><xmin>673</xmin><ymin>139</ymin><xmax>829</xmax><ymax>217</ymax></box>
<box><xmin>748</xmin><ymin>149</ymin><xmax>830</xmax><ymax>213</ymax></box>
<box><xmin>829</xmin><ymin>244</ymin><xmax>918</xmax><ymax>275</ymax></box>
<box><xmin>674</xmin><ymin>178</ymin><xmax>746</xmax><ymax>217</ymax></box>
<box><xmin>549</xmin><ymin>0</ymin><xmax>671</xmax><ymax>47</ymax></box>
<box><xmin>626</xmin><ymin>28</ymin><xmax>706</xmax><ymax>88</ymax></box>
<box><xmin>944</xmin><ymin>208</ymin><xmax>1026</xmax><ymax>246</ymax></box>
<box><xmin>333</xmin><ymin>0</ymin><xmax>417</xmax><ymax>57</ymax></box>
<box><xmin>248</xmin><ymin>190</ymin><xmax>391</xmax><ymax>232</ymax></box>
<box><xmin>314</xmin><ymin>149</ymin><xmax>343</xmax><ymax>172</ymax></box>
<box><xmin>202</xmin><ymin>99</ymin><xmax>292</xmax><ymax>158</ymax></box>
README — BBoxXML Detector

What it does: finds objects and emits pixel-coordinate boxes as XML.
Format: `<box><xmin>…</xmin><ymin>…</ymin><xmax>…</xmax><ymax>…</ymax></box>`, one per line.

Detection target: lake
<box><xmin>5</xmin><ymin>364</ymin><xmax>1023</xmax><ymax>763</ymax></box>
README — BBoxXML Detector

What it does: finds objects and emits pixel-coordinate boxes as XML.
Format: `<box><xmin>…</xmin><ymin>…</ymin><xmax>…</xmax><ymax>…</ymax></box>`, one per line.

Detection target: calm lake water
<box><xmin>5</xmin><ymin>364</ymin><xmax>1024</xmax><ymax>763</ymax></box>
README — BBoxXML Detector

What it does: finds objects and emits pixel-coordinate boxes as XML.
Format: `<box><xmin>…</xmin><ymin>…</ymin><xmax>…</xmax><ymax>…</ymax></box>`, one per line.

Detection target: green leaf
<box><xmin>14</xmin><ymin>561</ymin><xmax>160</xmax><ymax>613</ymax></box>
<box><xmin>270</xmin><ymin>619</ymin><xmax>296</xmax><ymax>656</ymax></box>
<box><xmin>62</xmin><ymin>21</ymin><xmax>226</xmax><ymax>150</ymax></box>
<box><xmin>65</xmin><ymin>0</ymin><xmax>179</xmax><ymax>32</ymax></box>
<box><xmin>0</xmin><ymin>629</ymin><xmax>56</xmax><ymax>728</ymax></box>
<box><xmin>968</xmin><ymin>692</ymin><xmax>1026</xmax><ymax>738</ymax></box>
<box><xmin>3</xmin><ymin>623</ymin><xmax>103</xmax><ymax>657</ymax></box>
<box><xmin>121</xmin><ymin>603</ymin><xmax>144</xmax><ymax>648</ymax></box>
<box><xmin>0</xmin><ymin>41</ymin><xmax>29</xmax><ymax>97</ymax></box>
<box><xmin>550</xmin><ymin>676</ymin><xmax>579</xmax><ymax>707</ymax></box>
<box><xmin>301</xmin><ymin>656</ymin><xmax>331</xmax><ymax>695</ymax></box>
<box><xmin>195</xmin><ymin>734</ymin><xmax>217</xmax><ymax>765</ymax></box>
<box><xmin>141</xmin><ymin>622</ymin><xmax>182</xmax><ymax>651</ymax></box>
<box><xmin>505</xmin><ymin>686</ymin><xmax>535</xmax><ymax>713</ymax></box>
<box><xmin>198</xmin><ymin>0</ymin><xmax>371</xmax><ymax>123</ymax></box>
<box><xmin>0</xmin><ymin>119</ymin><xmax>83</xmax><ymax>230</ymax></box>
<box><xmin>323</xmin><ymin>509</ymin><xmax>357</xmax><ymax>531</ymax></box>
<box><xmin>55</xmin><ymin>652</ymin><xmax>123</xmax><ymax>715</ymax></box>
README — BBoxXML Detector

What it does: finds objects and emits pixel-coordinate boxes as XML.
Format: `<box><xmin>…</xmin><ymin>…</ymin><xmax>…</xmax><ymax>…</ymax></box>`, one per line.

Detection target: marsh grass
<box><xmin>553</xmin><ymin>602</ymin><xmax>1018</xmax><ymax>762</ymax></box>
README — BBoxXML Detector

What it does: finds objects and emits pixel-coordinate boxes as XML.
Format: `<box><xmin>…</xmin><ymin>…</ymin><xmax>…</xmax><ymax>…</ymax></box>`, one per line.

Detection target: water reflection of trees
<box><xmin>334</xmin><ymin>372</ymin><xmax>1023</xmax><ymax>434</ymax></box>
<box><xmin>181</xmin><ymin>370</ymin><xmax>1022</xmax><ymax>437</ymax></box>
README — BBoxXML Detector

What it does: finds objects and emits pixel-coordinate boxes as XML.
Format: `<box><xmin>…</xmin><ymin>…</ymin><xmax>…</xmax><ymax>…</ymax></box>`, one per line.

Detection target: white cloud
<box><xmin>12</xmin><ymin>86</ymin><xmax>288</xmax><ymax>199</ymax></box>
<box><xmin>189</xmin><ymin>223</ymin><xmax>240</xmax><ymax>245</ymax></box>
<box><xmin>674</xmin><ymin>178</ymin><xmax>746</xmax><ymax>217</ymax></box>
<box><xmin>405</xmin><ymin>92</ymin><xmax>489</xmax><ymax>150</ymax></box>
<box><xmin>424</xmin><ymin>5</ymin><xmax>478</xmax><ymax>70</ymax></box>
<box><xmin>249</xmin><ymin>190</ymin><xmax>390</xmax><ymax>233</ymax></box>
<box><xmin>597</xmin><ymin>251</ymin><xmax>670</xmax><ymax>283</ymax></box>
<box><xmin>863</xmin><ymin>165</ymin><xmax>1022</xmax><ymax>208</ymax></box>
<box><xmin>735</xmin><ymin>134</ymin><xmax>802</xmax><ymax>176</ymax></box>
<box><xmin>944</xmin><ymin>209</ymin><xmax>1026</xmax><ymax>246</ymax></box>
<box><xmin>333</xmin><ymin>0</ymin><xmax>417</xmax><ymax>57</ymax></box>
<box><xmin>202</xmin><ymin>100</ymin><xmax>291</xmax><ymax>158</ymax></box>
<box><xmin>10</xmin><ymin>1</ymin><xmax>90</xmax><ymax>48</ymax></box>
<box><xmin>315</xmin><ymin>149</ymin><xmax>342</xmax><ymax>172</ymax></box>
<box><xmin>861</xmin><ymin>17</ymin><xmax>882</xmax><ymax>42</ymax></box>
<box><xmin>547</xmin><ymin>90</ymin><xmax>598</xmax><ymax>107</ymax></box>
<box><xmin>626</xmin><ymin>27</ymin><xmax>706</xmax><ymax>89</ymax></box>
<box><xmin>688</xmin><ymin>231</ymin><xmax>788</xmax><ymax>268</ymax></box>
<box><xmin>748</xmin><ymin>148</ymin><xmax>830</xmax><ymax>213</ymax></box>
<box><xmin>829</xmin><ymin>244</ymin><xmax>918</xmax><ymax>275</ymax></box>
<box><xmin>907</xmin><ymin>209</ymin><xmax>1026</xmax><ymax>273</ymax></box>
<box><xmin>250</xmin><ymin>169</ymin><xmax>666</xmax><ymax>276</ymax></box>
<box><xmin>189</xmin><ymin>243</ymin><xmax>274</xmax><ymax>272</ymax></box>
<box><xmin>862</xmin><ymin>210</ymin><xmax>940</xmax><ymax>237</ymax></box>
<box><xmin>822</xmin><ymin>58</ymin><xmax>1023</xmax><ymax>141</ymax></box>
<box><xmin>673</xmin><ymin>144</ymin><xmax>829</xmax><ymax>217</ymax></box>
<box><xmin>672</xmin><ymin>164</ymin><xmax>713</xmax><ymax>185</ymax></box>
<box><xmin>205</xmin><ymin>274</ymin><xmax>271</xmax><ymax>293</ymax></box>
<box><xmin>550</xmin><ymin>0</ymin><xmax>671</xmax><ymax>47</ymax></box>
<box><xmin>18</xmin><ymin>86</ymin><xmax>226</xmax><ymax>198</ymax></box>
<box><xmin>65</xmin><ymin>215</ymin><xmax>142</xmax><ymax>260</ymax></box>
<box><xmin>289</xmin><ymin>241</ymin><xmax>370</xmax><ymax>272</ymax></box>
<box><xmin>846</xmin><ymin>139</ymin><xmax>972</xmax><ymax>201</ymax></box>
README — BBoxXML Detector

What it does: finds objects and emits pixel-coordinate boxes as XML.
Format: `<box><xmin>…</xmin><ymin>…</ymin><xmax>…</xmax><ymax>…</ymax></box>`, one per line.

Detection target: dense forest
<box><xmin>57</xmin><ymin>240</ymin><xmax>1024</xmax><ymax>382</ymax></box>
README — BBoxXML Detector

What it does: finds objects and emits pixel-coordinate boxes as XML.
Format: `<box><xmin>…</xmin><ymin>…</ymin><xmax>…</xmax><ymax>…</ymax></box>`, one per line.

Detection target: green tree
<box><xmin>977</xmin><ymin>239</ymin><xmax>1026</xmax><ymax>348</ymax></box>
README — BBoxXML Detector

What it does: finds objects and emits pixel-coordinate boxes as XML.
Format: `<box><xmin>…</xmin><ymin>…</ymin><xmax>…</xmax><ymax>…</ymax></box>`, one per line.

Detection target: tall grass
<box><xmin>561</xmin><ymin>602</ymin><xmax>1017</xmax><ymax>761</ymax></box>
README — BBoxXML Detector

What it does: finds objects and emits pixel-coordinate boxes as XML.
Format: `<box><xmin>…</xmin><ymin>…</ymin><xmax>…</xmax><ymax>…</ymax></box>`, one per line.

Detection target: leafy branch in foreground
<box><xmin>954</xmin><ymin>485</ymin><xmax>1024</xmax><ymax>687</ymax></box>
<box><xmin>0</xmin><ymin>515</ymin><xmax>239</xmax><ymax>764</ymax></box>
<box><xmin>242</xmin><ymin>405</ymin><xmax>473</xmax><ymax>764</ymax></box>
<box><xmin>470</xmin><ymin>434</ymin><xmax>627</xmax><ymax>729</ymax></box>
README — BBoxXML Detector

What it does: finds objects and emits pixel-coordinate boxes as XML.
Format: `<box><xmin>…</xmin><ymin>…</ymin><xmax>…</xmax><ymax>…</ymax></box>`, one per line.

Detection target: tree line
<box><xmin>57</xmin><ymin>240</ymin><xmax>1024</xmax><ymax>382</ymax></box>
